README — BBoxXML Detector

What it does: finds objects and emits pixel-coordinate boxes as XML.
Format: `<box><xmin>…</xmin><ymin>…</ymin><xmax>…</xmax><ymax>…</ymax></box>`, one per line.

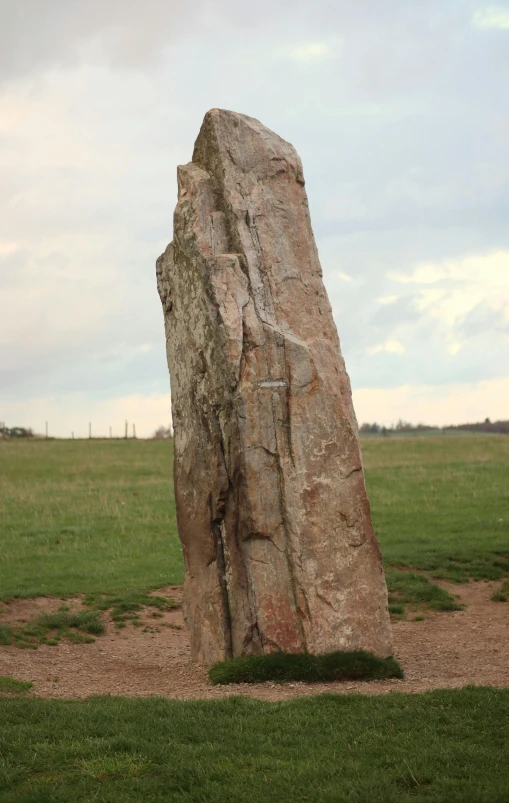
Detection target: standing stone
<box><xmin>157</xmin><ymin>109</ymin><xmax>393</xmax><ymax>664</ymax></box>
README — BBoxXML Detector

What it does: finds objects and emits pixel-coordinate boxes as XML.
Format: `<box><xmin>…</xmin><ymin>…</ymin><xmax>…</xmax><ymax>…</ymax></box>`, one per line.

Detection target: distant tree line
<box><xmin>3</xmin><ymin>419</ymin><xmax>507</xmax><ymax>439</ymax></box>
<box><xmin>359</xmin><ymin>418</ymin><xmax>509</xmax><ymax>435</ymax></box>
<box><xmin>0</xmin><ymin>424</ymin><xmax>34</xmax><ymax>439</ymax></box>
<box><xmin>359</xmin><ymin>419</ymin><xmax>434</xmax><ymax>435</ymax></box>
<box><xmin>448</xmin><ymin>418</ymin><xmax>509</xmax><ymax>435</ymax></box>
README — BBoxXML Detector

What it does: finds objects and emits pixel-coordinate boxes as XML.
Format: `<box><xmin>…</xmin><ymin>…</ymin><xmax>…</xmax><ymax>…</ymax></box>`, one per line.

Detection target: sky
<box><xmin>1</xmin><ymin>0</ymin><xmax>508</xmax><ymax>438</ymax></box>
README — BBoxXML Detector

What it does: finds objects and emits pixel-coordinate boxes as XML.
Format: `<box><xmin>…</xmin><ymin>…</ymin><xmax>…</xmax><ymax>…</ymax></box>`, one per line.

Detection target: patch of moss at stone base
<box><xmin>209</xmin><ymin>650</ymin><xmax>403</xmax><ymax>685</ymax></box>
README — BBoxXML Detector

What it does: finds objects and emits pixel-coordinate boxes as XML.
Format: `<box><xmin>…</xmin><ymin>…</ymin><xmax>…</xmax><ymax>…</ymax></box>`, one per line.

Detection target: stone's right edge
<box><xmin>157</xmin><ymin>108</ymin><xmax>393</xmax><ymax>665</ymax></box>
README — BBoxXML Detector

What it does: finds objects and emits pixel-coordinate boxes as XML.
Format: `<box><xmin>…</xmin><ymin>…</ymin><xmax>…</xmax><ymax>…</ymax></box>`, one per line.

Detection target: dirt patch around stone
<box><xmin>1</xmin><ymin>581</ymin><xmax>507</xmax><ymax>701</ymax></box>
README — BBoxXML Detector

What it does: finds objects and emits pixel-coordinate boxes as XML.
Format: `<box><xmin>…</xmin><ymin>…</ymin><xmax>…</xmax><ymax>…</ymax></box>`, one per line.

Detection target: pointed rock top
<box><xmin>192</xmin><ymin>108</ymin><xmax>304</xmax><ymax>186</ymax></box>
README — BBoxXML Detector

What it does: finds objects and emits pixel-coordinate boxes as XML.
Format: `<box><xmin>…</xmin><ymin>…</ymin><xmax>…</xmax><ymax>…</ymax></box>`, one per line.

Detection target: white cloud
<box><xmin>0</xmin><ymin>241</ymin><xmax>19</xmax><ymax>257</ymax></box>
<box><xmin>388</xmin><ymin>264</ymin><xmax>447</xmax><ymax>284</ymax></box>
<box><xmin>353</xmin><ymin>376</ymin><xmax>509</xmax><ymax>427</ymax></box>
<box><xmin>417</xmin><ymin>287</ymin><xmax>485</xmax><ymax>329</ymax></box>
<box><xmin>287</xmin><ymin>41</ymin><xmax>337</xmax><ymax>63</ymax></box>
<box><xmin>390</xmin><ymin>250</ymin><xmax>509</xmax><ymax>289</ymax></box>
<box><xmin>448</xmin><ymin>341</ymin><xmax>463</xmax><ymax>356</ymax></box>
<box><xmin>390</xmin><ymin>250</ymin><xmax>509</xmax><ymax>330</ymax></box>
<box><xmin>472</xmin><ymin>6</ymin><xmax>509</xmax><ymax>30</ymax></box>
<box><xmin>368</xmin><ymin>339</ymin><xmax>406</xmax><ymax>355</ymax></box>
<box><xmin>418</xmin><ymin>250</ymin><xmax>509</xmax><ymax>287</ymax></box>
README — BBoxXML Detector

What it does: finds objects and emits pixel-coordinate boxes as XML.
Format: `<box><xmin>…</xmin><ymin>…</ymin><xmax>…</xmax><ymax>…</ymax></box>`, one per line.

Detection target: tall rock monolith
<box><xmin>157</xmin><ymin>109</ymin><xmax>393</xmax><ymax>664</ymax></box>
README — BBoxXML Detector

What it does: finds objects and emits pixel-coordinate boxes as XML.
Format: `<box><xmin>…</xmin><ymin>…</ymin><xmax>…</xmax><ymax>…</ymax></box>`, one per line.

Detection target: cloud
<box><xmin>377</xmin><ymin>295</ymin><xmax>399</xmax><ymax>305</ymax></box>
<box><xmin>0</xmin><ymin>0</ymin><xmax>508</xmax><ymax>431</ymax></box>
<box><xmin>0</xmin><ymin>0</ymin><xmax>202</xmax><ymax>83</ymax></box>
<box><xmin>353</xmin><ymin>377</ymin><xmax>509</xmax><ymax>428</ymax></box>
<box><xmin>391</xmin><ymin>250</ymin><xmax>509</xmax><ymax>287</ymax></box>
<box><xmin>398</xmin><ymin>251</ymin><xmax>509</xmax><ymax>333</ymax></box>
<box><xmin>321</xmin><ymin>246</ymin><xmax>509</xmax><ymax>392</ymax></box>
<box><xmin>367</xmin><ymin>340</ymin><xmax>406</xmax><ymax>356</ymax></box>
<box><xmin>0</xmin><ymin>241</ymin><xmax>19</xmax><ymax>257</ymax></box>
<box><xmin>370</xmin><ymin>296</ymin><xmax>419</xmax><ymax>328</ymax></box>
<box><xmin>287</xmin><ymin>41</ymin><xmax>336</xmax><ymax>63</ymax></box>
<box><xmin>472</xmin><ymin>6</ymin><xmax>509</xmax><ymax>30</ymax></box>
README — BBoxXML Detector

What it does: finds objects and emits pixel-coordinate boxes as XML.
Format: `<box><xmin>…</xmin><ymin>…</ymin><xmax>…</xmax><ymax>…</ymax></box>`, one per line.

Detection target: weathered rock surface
<box><xmin>157</xmin><ymin>109</ymin><xmax>393</xmax><ymax>664</ymax></box>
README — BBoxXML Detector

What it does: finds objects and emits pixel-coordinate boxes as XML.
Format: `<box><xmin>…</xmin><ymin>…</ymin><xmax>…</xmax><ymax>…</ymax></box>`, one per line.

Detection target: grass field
<box><xmin>1</xmin><ymin>435</ymin><xmax>508</xmax><ymax>599</ymax></box>
<box><xmin>0</xmin><ymin>439</ymin><xmax>180</xmax><ymax>599</ymax></box>
<box><xmin>1</xmin><ymin>688</ymin><xmax>508</xmax><ymax>802</ymax></box>
<box><xmin>363</xmin><ymin>435</ymin><xmax>509</xmax><ymax>582</ymax></box>
<box><xmin>1</xmin><ymin>435</ymin><xmax>509</xmax><ymax>801</ymax></box>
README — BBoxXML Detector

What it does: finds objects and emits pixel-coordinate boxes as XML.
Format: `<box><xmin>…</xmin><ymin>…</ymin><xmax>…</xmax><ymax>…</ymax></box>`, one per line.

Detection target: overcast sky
<box><xmin>1</xmin><ymin>0</ymin><xmax>508</xmax><ymax>437</ymax></box>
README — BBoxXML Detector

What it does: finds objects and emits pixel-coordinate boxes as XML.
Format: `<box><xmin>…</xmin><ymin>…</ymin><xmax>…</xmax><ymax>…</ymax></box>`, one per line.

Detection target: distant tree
<box><xmin>0</xmin><ymin>425</ymin><xmax>34</xmax><ymax>438</ymax></box>
<box><xmin>395</xmin><ymin>419</ymin><xmax>413</xmax><ymax>432</ymax></box>
<box><xmin>359</xmin><ymin>422</ymin><xmax>381</xmax><ymax>434</ymax></box>
<box><xmin>152</xmin><ymin>425</ymin><xmax>173</xmax><ymax>440</ymax></box>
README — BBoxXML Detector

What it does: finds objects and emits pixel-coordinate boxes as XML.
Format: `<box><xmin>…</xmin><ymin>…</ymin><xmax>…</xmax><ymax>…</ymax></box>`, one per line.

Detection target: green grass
<box><xmin>2</xmin><ymin>436</ymin><xmax>509</xmax><ymax>602</ymax></box>
<box><xmin>83</xmin><ymin>588</ymin><xmax>179</xmax><ymax>629</ymax></box>
<box><xmin>2</xmin><ymin>435</ymin><xmax>509</xmax><ymax>622</ymax></box>
<box><xmin>1</xmin><ymin>688</ymin><xmax>508</xmax><ymax>801</ymax></box>
<box><xmin>0</xmin><ymin>610</ymin><xmax>104</xmax><ymax>649</ymax></box>
<box><xmin>0</xmin><ymin>439</ymin><xmax>181</xmax><ymax>599</ymax></box>
<box><xmin>37</xmin><ymin>610</ymin><xmax>105</xmax><ymax>635</ymax></box>
<box><xmin>209</xmin><ymin>651</ymin><xmax>403</xmax><ymax>685</ymax></box>
<box><xmin>492</xmin><ymin>578</ymin><xmax>509</xmax><ymax>602</ymax></box>
<box><xmin>362</xmin><ymin>435</ymin><xmax>509</xmax><ymax>582</ymax></box>
<box><xmin>0</xmin><ymin>592</ymin><xmax>180</xmax><ymax>648</ymax></box>
<box><xmin>1</xmin><ymin>436</ymin><xmax>509</xmax><ymax>798</ymax></box>
<box><xmin>0</xmin><ymin>677</ymin><xmax>33</xmax><ymax>696</ymax></box>
<box><xmin>386</xmin><ymin>571</ymin><xmax>463</xmax><ymax>614</ymax></box>
<box><xmin>1</xmin><ymin>436</ymin><xmax>509</xmax><ymax>600</ymax></box>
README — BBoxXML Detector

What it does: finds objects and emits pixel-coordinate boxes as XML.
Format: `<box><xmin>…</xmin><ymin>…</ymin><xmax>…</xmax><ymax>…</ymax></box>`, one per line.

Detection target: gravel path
<box><xmin>1</xmin><ymin>581</ymin><xmax>508</xmax><ymax>700</ymax></box>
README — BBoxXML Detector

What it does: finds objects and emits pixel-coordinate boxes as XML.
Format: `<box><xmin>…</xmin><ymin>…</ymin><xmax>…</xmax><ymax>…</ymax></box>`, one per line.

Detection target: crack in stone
<box><xmin>341</xmin><ymin>466</ymin><xmax>362</xmax><ymax>480</ymax></box>
<box><xmin>211</xmin><ymin>416</ymin><xmax>233</xmax><ymax>660</ymax></box>
<box><xmin>316</xmin><ymin>589</ymin><xmax>336</xmax><ymax>612</ymax></box>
